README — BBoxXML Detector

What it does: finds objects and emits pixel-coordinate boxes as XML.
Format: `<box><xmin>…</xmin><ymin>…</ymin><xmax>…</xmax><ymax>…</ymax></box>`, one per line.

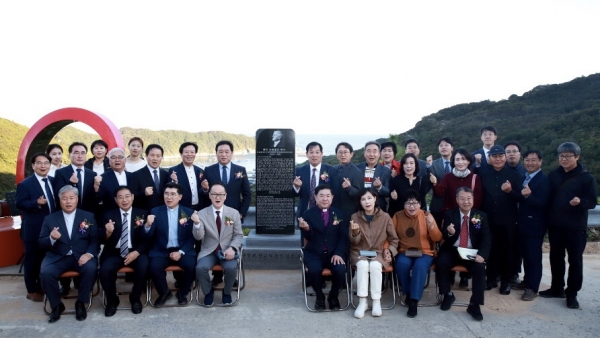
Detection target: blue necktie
<box><xmin>222</xmin><ymin>165</ymin><xmax>228</xmax><ymax>185</ymax></box>
<box><xmin>42</xmin><ymin>178</ymin><xmax>55</xmax><ymax>214</ymax></box>
<box><xmin>523</xmin><ymin>173</ymin><xmax>532</xmax><ymax>187</ymax></box>
<box><xmin>444</xmin><ymin>161</ymin><xmax>451</xmax><ymax>174</ymax></box>
<box><xmin>76</xmin><ymin>168</ymin><xmax>82</xmax><ymax>200</ymax></box>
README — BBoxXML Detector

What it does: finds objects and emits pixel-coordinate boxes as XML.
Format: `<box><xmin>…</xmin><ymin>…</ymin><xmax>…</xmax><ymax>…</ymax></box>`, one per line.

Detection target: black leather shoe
<box><xmin>566</xmin><ymin>295</ymin><xmax>580</xmax><ymax>309</ymax></box>
<box><xmin>440</xmin><ymin>293</ymin><xmax>455</xmax><ymax>311</ymax></box>
<box><xmin>131</xmin><ymin>300</ymin><xmax>143</xmax><ymax>314</ymax></box>
<box><xmin>105</xmin><ymin>298</ymin><xmax>119</xmax><ymax>317</ymax></box>
<box><xmin>75</xmin><ymin>300</ymin><xmax>87</xmax><ymax>321</ymax></box>
<box><xmin>48</xmin><ymin>302</ymin><xmax>65</xmax><ymax>323</ymax></box>
<box><xmin>314</xmin><ymin>296</ymin><xmax>326</xmax><ymax>310</ymax></box>
<box><xmin>59</xmin><ymin>285</ymin><xmax>70</xmax><ymax>296</ymax></box>
<box><xmin>500</xmin><ymin>283</ymin><xmax>511</xmax><ymax>295</ymax></box>
<box><xmin>539</xmin><ymin>288</ymin><xmax>566</xmax><ymax>298</ymax></box>
<box><xmin>233</xmin><ymin>279</ymin><xmax>239</xmax><ymax>288</ymax></box>
<box><xmin>509</xmin><ymin>274</ymin><xmax>521</xmax><ymax>286</ymax></box>
<box><xmin>467</xmin><ymin>303</ymin><xmax>483</xmax><ymax>321</ymax></box>
<box><xmin>154</xmin><ymin>292</ymin><xmax>172</xmax><ymax>308</ymax></box>
<box><xmin>407</xmin><ymin>299</ymin><xmax>418</xmax><ymax>318</ymax></box>
<box><xmin>485</xmin><ymin>280</ymin><xmax>498</xmax><ymax>291</ymax></box>
<box><xmin>176</xmin><ymin>291</ymin><xmax>188</xmax><ymax>305</ymax></box>
<box><xmin>328</xmin><ymin>295</ymin><xmax>340</xmax><ymax>310</ymax></box>
<box><xmin>512</xmin><ymin>281</ymin><xmax>527</xmax><ymax>290</ymax></box>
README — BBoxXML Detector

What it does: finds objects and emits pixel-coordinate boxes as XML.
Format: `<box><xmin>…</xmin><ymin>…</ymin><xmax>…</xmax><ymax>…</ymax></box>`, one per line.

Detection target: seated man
<box><xmin>437</xmin><ymin>187</ymin><xmax>491</xmax><ymax>321</ymax></box>
<box><xmin>299</xmin><ymin>184</ymin><xmax>349</xmax><ymax>310</ymax></box>
<box><xmin>194</xmin><ymin>183</ymin><xmax>243</xmax><ymax>306</ymax></box>
<box><xmin>39</xmin><ymin>185</ymin><xmax>99</xmax><ymax>323</ymax></box>
<box><xmin>99</xmin><ymin>186</ymin><xmax>150</xmax><ymax>316</ymax></box>
<box><xmin>145</xmin><ymin>182</ymin><xmax>199</xmax><ymax>307</ymax></box>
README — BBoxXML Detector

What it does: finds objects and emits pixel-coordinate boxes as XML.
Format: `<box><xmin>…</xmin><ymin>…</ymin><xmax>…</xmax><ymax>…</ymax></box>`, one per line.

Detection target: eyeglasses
<box><xmin>164</xmin><ymin>192</ymin><xmax>180</xmax><ymax>197</ymax></box>
<box><xmin>404</xmin><ymin>201</ymin><xmax>419</xmax><ymax>207</ymax></box>
<box><xmin>558</xmin><ymin>154</ymin><xmax>575</xmax><ymax>160</ymax></box>
<box><xmin>505</xmin><ymin>150</ymin><xmax>520</xmax><ymax>154</ymax></box>
<box><xmin>110</xmin><ymin>156</ymin><xmax>125</xmax><ymax>160</ymax></box>
<box><xmin>336</xmin><ymin>151</ymin><xmax>350</xmax><ymax>155</ymax></box>
<box><xmin>116</xmin><ymin>195</ymin><xmax>132</xmax><ymax>201</ymax></box>
<box><xmin>209</xmin><ymin>193</ymin><xmax>227</xmax><ymax>198</ymax></box>
<box><xmin>35</xmin><ymin>161</ymin><xmax>51</xmax><ymax>166</ymax></box>
<box><xmin>71</xmin><ymin>151</ymin><xmax>87</xmax><ymax>156</ymax></box>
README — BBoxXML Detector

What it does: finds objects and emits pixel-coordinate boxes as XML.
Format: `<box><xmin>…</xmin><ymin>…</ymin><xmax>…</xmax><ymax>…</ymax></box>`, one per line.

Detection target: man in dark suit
<box><xmin>428</xmin><ymin>137</ymin><xmax>454</xmax><ymax>227</ymax></box>
<box><xmin>168</xmin><ymin>142</ymin><xmax>205</xmax><ymax>211</ymax></box>
<box><xmin>131</xmin><ymin>144</ymin><xmax>169</xmax><ymax>212</ymax></box>
<box><xmin>293</xmin><ymin>142</ymin><xmax>338</xmax><ymax>220</ymax></box>
<box><xmin>145</xmin><ymin>182</ymin><xmax>199</xmax><ymax>307</ymax></box>
<box><xmin>39</xmin><ymin>185</ymin><xmax>99</xmax><ymax>323</ymax></box>
<box><xmin>16</xmin><ymin>152</ymin><xmax>56</xmax><ymax>302</ymax></box>
<box><xmin>53</xmin><ymin>142</ymin><xmax>98</xmax><ymax>213</ymax></box>
<box><xmin>96</xmin><ymin>148</ymin><xmax>133</xmax><ymax>214</ymax></box>
<box><xmin>471</xmin><ymin>126</ymin><xmax>497</xmax><ymax>169</ymax></box>
<box><xmin>514</xmin><ymin>150</ymin><xmax>550</xmax><ymax>301</ymax></box>
<box><xmin>299</xmin><ymin>184</ymin><xmax>349</xmax><ymax>310</ymax></box>
<box><xmin>99</xmin><ymin>186</ymin><xmax>150</xmax><ymax>316</ymax></box>
<box><xmin>333</xmin><ymin>142</ymin><xmax>362</xmax><ymax>220</ymax></box>
<box><xmin>437</xmin><ymin>187</ymin><xmax>491</xmax><ymax>321</ymax></box>
<box><xmin>356</xmin><ymin>141</ymin><xmax>390</xmax><ymax>211</ymax></box>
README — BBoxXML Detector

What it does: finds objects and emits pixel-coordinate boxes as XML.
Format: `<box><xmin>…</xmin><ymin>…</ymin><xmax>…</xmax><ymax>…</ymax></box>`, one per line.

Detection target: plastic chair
<box><xmin>102</xmin><ymin>266</ymin><xmax>150</xmax><ymax>310</ymax></box>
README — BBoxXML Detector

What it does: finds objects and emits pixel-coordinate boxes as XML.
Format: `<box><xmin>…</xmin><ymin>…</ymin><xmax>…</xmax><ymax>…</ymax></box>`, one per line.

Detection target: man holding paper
<box><xmin>437</xmin><ymin>187</ymin><xmax>491</xmax><ymax>321</ymax></box>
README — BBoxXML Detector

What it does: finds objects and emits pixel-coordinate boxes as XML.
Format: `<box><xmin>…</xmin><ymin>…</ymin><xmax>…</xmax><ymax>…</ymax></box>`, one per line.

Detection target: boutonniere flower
<box><xmin>471</xmin><ymin>213</ymin><xmax>482</xmax><ymax>229</ymax></box>
<box><xmin>235</xmin><ymin>171</ymin><xmax>244</xmax><ymax>179</ymax></box>
<box><xmin>199</xmin><ymin>172</ymin><xmax>204</xmax><ymax>180</ymax></box>
<box><xmin>135</xmin><ymin>215</ymin><xmax>145</xmax><ymax>227</ymax></box>
<box><xmin>79</xmin><ymin>219</ymin><xmax>92</xmax><ymax>233</ymax></box>
<box><xmin>179</xmin><ymin>210</ymin><xmax>188</xmax><ymax>226</ymax></box>
<box><xmin>225</xmin><ymin>216</ymin><xmax>234</xmax><ymax>226</ymax></box>
<box><xmin>320</xmin><ymin>171</ymin><xmax>330</xmax><ymax>183</ymax></box>
<box><xmin>332</xmin><ymin>213</ymin><xmax>342</xmax><ymax>226</ymax></box>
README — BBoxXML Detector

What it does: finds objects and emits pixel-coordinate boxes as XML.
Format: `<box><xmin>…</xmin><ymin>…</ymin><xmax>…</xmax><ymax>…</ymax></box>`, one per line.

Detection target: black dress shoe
<box><xmin>233</xmin><ymin>279</ymin><xmax>239</xmax><ymax>288</ymax></box>
<box><xmin>154</xmin><ymin>292</ymin><xmax>173</xmax><ymax>308</ymax></box>
<box><xmin>467</xmin><ymin>303</ymin><xmax>483</xmax><ymax>321</ymax></box>
<box><xmin>539</xmin><ymin>288</ymin><xmax>566</xmax><ymax>298</ymax></box>
<box><xmin>105</xmin><ymin>298</ymin><xmax>119</xmax><ymax>317</ymax></box>
<box><xmin>485</xmin><ymin>280</ymin><xmax>498</xmax><ymax>291</ymax></box>
<box><xmin>75</xmin><ymin>300</ymin><xmax>87</xmax><ymax>321</ymax></box>
<box><xmin>500</xmin><ymin>283</ymin><xmax>511</xmax><ymax>295</ymax></box>
<box><xmin>407</xmin><ymin>299</ymin><xmax>418</xmax><ymax>318</ymax></box>
<box><xmin>440</xmin><ymin>293</ymin><xmax>455</xmax><ymax>311</ymax></box>
<box><xmin>509</xmin><ymin>274</ymin><xmax>521</xmax><ymax>286</ymax></box>
<box><xmin>328</xmin><ymin>295</ymin><xmax>340</xmax><ymax>310</ymax></box>
<box><xmin>176</xmin><ymin>291</ymin><xmax>188</xmax><ymax>305</ymax></box>
<box><xmin>566</xmin><ymin>295</ymin><xmax>580</xmax><ymax>309</ymax></box>
<box><xmin>48</xmin><ymin>302</ymin><xmax>65</xmax><ymax>323</ymax></box>
<box><xmin>512</xmin><ymin>281</ymin><xmax>527</xmax><ymax>290</ymax></box>
<box><xmin>314</xmin><ymin>296</ymin><xmax>326</xmax><ymax>310</ymax></box>
<box><xmin>131</xmin><ymin>300</ymin><xmax>143</xmax><ymax>314</ymax></box>
<box><xmin>59</xmin><ymin>286</ymin><xmax>70</xmax><ymax>296</ymax></box>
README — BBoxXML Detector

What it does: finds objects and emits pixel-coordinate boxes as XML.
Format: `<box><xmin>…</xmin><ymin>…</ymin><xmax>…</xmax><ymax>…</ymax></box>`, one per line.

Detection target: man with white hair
<box><xmin>96</xmin><ymin>148</ymin><xmax>133</xmax><ymax>214</ymax></box>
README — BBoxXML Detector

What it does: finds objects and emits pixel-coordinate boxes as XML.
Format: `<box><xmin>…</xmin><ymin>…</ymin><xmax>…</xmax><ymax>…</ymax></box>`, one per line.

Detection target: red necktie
<box><xmin>459</xmin><ymin>215</ymin><xmax>469</xmax><ymax>248</ymax></box>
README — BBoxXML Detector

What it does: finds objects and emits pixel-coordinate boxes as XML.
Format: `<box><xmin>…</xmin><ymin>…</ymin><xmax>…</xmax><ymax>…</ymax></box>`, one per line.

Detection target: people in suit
<box><xmin>333</xmin><ymin>142</ymin><xmax>363</xmax><ymax>220</ymax></box>
<box><xmin>95</xmin><ymin>148</ymin><xmax>133</xmax><ymax>215</ymax></box>
<box><xmin>356</xmin><ymin>141</ymin><xmax>391</xmax><ymax>211</ymax></box>
<box><xmin>471</xmin><ymin>125</ymin><xmax>498</xmax><ymax>169</ymax></box>
<box><xmin>99</xmin><ymin>186</ymin><xmax>150</xmax><ymax>316</ymax></box>
<box><xmin>39</xmin><ymin>185</ymin><xmax>99</xmax><ymax>323</ymax></box>
<box><xmin>169</xmin><ymin>142</ymin><xmax>205</xmax><ymax>211</ymax></box>
<box><xmin>540</xmin><ymin>142</ymin><xmax>598</xmax><ymax>309</ymax></box>
<box><xmin>194</xmin><ymin>183</ymin><xmax>244</xmax><ymax>306</ymax></box>
<box><xmin>427</xmin><ymin>137</ymin><xmax>454</xmax><ymax>227</ymax></box>
<box><xmin>145</xmin><ymin>182</ymin><xmax>199</xmax><ymax>307</ymax></box>
<box><xmin>131</xmin><ymin>144</ymin><xmax>169</xmax><ymax>212</ymax></box>
<box><xmin>299</xmin><ymin>184</ymin><xmax>349</xmax><ymax>311</ymax></box>
<box><xmin>403</xmin><ymin>138</ymin><xmax>429</xmax><ymax>179</ymax></box>
<box><xmin>293</xmin><ymin>142</ymin><xmax>338</xmax><ymax>219</ymax></box>
<box><xmin>84</xmin><ymin>139</ymin><xmax>110</xmax><ymax>176</ymax></box>
<box><xmin>514</xmin><ymin>150</ymin><xmax>550</xmax><ymax>301</ymax></box>
<box><xmin>16</xmin><ymin>152</ymin><xmax>56</xmax><ymax>302</ymax></box>
<box><xmin>379</xmin><ymin>141</ymin><xmax>401</xmax><ymax>178</ymax></box>
<box><xmin>53</xmin><ymin>142</ymin><xmax>98</xmax><ymax>213</ymax></box>
<box><xmin>437</xmin><ymin>187</ymin><xmax>491</xmax><ymax>321</ymax></box>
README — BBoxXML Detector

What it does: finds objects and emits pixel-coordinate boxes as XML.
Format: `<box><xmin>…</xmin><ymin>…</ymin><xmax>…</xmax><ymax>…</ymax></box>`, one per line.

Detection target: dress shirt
<box><xmin>167</xmin><ymin>207</ymin><xmax>179</xmax><ymax>248</ymax></box>
<box><xmin>184</xmin><ymin>165</ymin><xmax>199</xmax><ymax>205</ymax></box>
<box><xmin>115</xmin><ymin>208</ymin><xmax>132</xmax><ymax>249</ymax></box>
<box><xmin>293</xmin><ymin>163</ymin><xmax>322</xmax><ymax>193</ymax></box>
<box><xmin>113</xmin><ymin>170</ymin><xmax>128</xmax><ymax>186</ymax></box>
<box><xmin>221</xmin><ymin>163</ymin><xmax>231</xmax><ymax>183</ymax></box>
<box><xmin>453</xmin><ymin>211</ymin><xmax>473</xmax><ymax>249</ymax></box>
<box><xmin>35</xmin><ymin>173</ymin><xmax>54</xmax><ymax>201</ymax></box>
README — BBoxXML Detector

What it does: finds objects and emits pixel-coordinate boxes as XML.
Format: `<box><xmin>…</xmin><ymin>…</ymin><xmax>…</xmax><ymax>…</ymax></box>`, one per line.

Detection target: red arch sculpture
<box><xmin>16</xmin><ymin>107</ymin><xmax>124</xmax><ymax>184</ymax></box>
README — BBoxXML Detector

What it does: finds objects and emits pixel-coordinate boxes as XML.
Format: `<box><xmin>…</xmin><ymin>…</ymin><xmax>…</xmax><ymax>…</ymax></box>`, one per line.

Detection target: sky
<box><xmin>1</xmin><ymin>1</ymin><xmax>599</xmax><ymax>137</ymax></box>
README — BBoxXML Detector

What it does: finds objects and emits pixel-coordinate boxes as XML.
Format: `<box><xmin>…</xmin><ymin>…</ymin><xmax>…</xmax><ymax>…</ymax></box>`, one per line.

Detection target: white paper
<box><xmin>457</xmin><ymin>247</ymin><xmax>478</xmax><ymax>260</ymax></box>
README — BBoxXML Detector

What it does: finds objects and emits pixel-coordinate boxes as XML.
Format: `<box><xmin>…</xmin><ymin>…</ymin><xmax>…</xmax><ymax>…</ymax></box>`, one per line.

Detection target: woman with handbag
<box><xmin>393</xmin><ymin>190</ymin><xmax>442</xmax><ymax>318</ymax></box>
<box><xmin>349</xmin><ymin>188</ymin><xmax>399</xmax><ymax>319</ymax></box>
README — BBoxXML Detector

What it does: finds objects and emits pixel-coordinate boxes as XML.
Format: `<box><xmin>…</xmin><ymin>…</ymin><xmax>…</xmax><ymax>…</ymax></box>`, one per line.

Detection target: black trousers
<box><xmin>22</xmin><ymin>240</ymin><xmax>45</xmax><ymax>293</ymax></box>
<box><xmin>548</xmin><ymin>226</ymin><xmax>587</xmax><ymax>296</ymax></box>
<box><xmin>486</xmin><ymin>222</ymin><xmax>517</xmax><ymax>283</ymax></box>
<box><xmin>99</xmin><ymin>250</ymin><xmax>149</xmax><ymax>303</ymax></box>
<box><xmin>304</xmin><ymin>251</ymin><xmax>346</xmax><ymax>299</ymax></box>
<box><xmin>437</xmin><ymin>247</ymin><xmax>486</xmax><ymax>305</ymax></box>
<box><xmin>519</xmin><ymin>234</ymin><xmax>544</xmax><ymax>292</ymax></box>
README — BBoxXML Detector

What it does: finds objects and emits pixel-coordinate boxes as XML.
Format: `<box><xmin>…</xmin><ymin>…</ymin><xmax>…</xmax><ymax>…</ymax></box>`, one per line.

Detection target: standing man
<box><xmin>356</xmin><ymin>141</ymin><xmax>390</xmax><ymax>211</ymax></box>
<box><xmin>333</xmin><ymin>142</ymin><xmax>363</xmax><ymax>220</ymax></box>
<box><xmin>515</xmin><ymin>150</ymin><xmax>550</xmax><ymax>301</ymax></box>
<box><xmin>540</xmin><ymin>142</ymin><xmax>597</xmax><ymax>309</ymax></box>
<box><xmin>472</xmin><ymin>126</ymin><xmax>498</xmax><ymax>169</ymax></box>
<box><xmin>53</xmin><ymin>142</ymin><xmax>98</xmax><ymax>213</ymax></box>
<box><xmin>478</xmin><ymin>145</ymin><xmax>523</xmax><ymax>295</ymax></box>
<box><xmin>404</xmin><ymin>138</ymin><xmax>429</xmax><ymax>178</ymax></box>
<box><xmin>145</xmin><ymin>182</ymin><xmax>199</xmax><ymax>307</ymax></box>
<box><xmin>380</xmin><ymin>141</ymin><xmax>401</xmax><ymax>178</ymax></box>
<box><xmin>504</xmin><ymin>142</ymin><xmax>527</xmax><ymax>176</ymax></box>
<box><xmin>39</xmin><ymin>185</ymin><xmax>99</xmax><ymax>323</ymax></box>
<box><xmin>437</xmin><ymin>187</ymin><xmax>491</xmax><ymax>321</ymax></box>
<box><xmin>95</xmin><ymin>148</ymin><xmax>133</xmax><ymax>215</ymax></box>
<box><xmin>169</xmin><ymin>142</ymin><xmax>205</xmax><ymax>211</ymax></box>
<box><xmin>131</xmin><ymin>144</ymin><xmax>169</xmax><ymax>212</ymax></box>
<box><xmin>16</xmin><ymin>152</ymin><xmax>55</xmax><ymax>302</ymax></box>
<box><xmin>428</xmin><ymin>137</ymin><xmax>454</xmax><ymax>226</ymax></box>
<box><xmin>99</xmin><ymin>186</ymin><xmax>150</xmax><ymax>316</ymax></box>
<box><xmin>194</xmin><ymin>183</ymin><xmax>244</xmax><ymax>306</ymax></box>
<box><xmin>299</xmin><ymin>184</ymin><xmax>349</xmax><ymax>310</ymax></box>
<box><xmin>293</xmin><ymin>142</ymin><xmax>338</xmax><ymax>221</ymax></box>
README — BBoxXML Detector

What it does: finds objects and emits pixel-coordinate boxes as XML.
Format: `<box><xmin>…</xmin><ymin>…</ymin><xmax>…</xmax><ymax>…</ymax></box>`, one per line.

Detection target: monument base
<box><xmin>242</xmin><ymin>230</ymin><xmax>301</xmax><ymax>269</ymax></box>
